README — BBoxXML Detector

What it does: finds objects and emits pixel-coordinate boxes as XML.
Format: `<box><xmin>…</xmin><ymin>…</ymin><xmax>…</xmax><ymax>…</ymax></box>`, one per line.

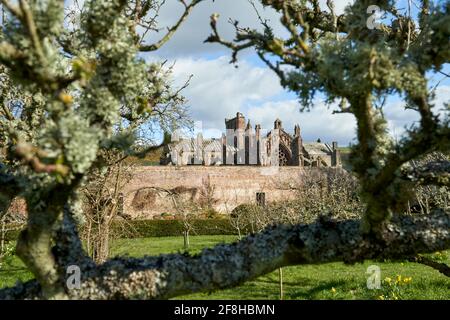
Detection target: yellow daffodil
<box><xmin>331</xmin><ymin>287</ymin><xmax>336</xmax><ymax>294</ymax></box>
<box><xmin>403</xmin><ymin>277</ymin><xmax>412</xmax><ymax>284</ymax></box>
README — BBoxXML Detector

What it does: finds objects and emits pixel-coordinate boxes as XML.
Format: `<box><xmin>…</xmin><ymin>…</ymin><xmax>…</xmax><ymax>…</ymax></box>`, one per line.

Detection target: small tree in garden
<box><xmin>171</xmin><ymin>190</ymin><xmax>197</xmax><ymax>251</ymax></box>
<box><xmin>80</xmin><ymin>150</ymin><xmax>135</xmax><ymax>264</ymax></box>
<box><xmin>0</xmin><ymin>0</ymin><xmax>448</xmax><ymax>300</ymax></box>
<box><xmin>198</xmin><ymin>175</ymin><xmax>220</xmax><ymax>217</ymax></box>
<box><xmin>405</xmin><ymin>152</ymin><xmax>450</xmax><ymax>215</ymax></box>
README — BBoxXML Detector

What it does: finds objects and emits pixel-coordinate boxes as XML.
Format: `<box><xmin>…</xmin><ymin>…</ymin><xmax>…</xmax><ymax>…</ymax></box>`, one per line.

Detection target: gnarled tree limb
<box><xmin>410</xmin><ymin>255</ymin><xmax>450</xmax><ymax>277</ymax></box>
<box><xmin>402</xmin><ymin>160</ymin><xmax>450</xmax><ymax>187</ymax></box>
<box><xmin>0</xmin><ymin>210</ymin><xmax>448</xmax><ymax>300</ymax></box>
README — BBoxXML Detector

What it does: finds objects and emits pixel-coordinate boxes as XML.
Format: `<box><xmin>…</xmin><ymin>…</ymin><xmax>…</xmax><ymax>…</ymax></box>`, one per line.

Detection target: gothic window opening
<box><xmin>278</xmin><ymin>150</ymin><xmax>288</xmax><ymax>166</ymax></box>
<box><xmin>278</xmin><ymin>143</ymin><xmax>292</xmax><ymax>166</ymax></box>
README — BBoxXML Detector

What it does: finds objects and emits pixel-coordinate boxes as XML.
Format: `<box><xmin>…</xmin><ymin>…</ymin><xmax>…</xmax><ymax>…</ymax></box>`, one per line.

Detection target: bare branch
<box><xmin>139</xmin><ymin>0</ymin><xmax>205</xmax><ymax>51</ymax></box>
<box><xmin>0</xmin><ymin>0</ymin><xmax>22</xmax><ymax>19</ymax></box>
<box><xmin>19</xmin><ymin>0</ymin><xmax>44</xmax><ymax>62</ymax></box>
<box><xmin>205</xmin><ymin>15</ymin><xmax>258</xmax><ymax>63</ymax></box>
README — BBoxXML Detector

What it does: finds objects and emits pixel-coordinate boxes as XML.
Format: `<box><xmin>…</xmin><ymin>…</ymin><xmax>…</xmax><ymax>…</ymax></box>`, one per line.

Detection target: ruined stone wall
<box><xmin>123</xmin><ymin>166</ymin><xmax>308</xmax><ymax>219</ymax></box>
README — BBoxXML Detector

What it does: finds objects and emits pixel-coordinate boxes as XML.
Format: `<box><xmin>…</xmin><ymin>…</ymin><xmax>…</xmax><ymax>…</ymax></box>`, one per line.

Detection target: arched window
<box><xmin>278</xmin><ymin>149</ymin><xmax>288</xmax><ymax>166</ymax></box>
<box><xmin>278</xmin><ymin>144</ymin><xmax>291</xmax><ymax>166</ymax></box>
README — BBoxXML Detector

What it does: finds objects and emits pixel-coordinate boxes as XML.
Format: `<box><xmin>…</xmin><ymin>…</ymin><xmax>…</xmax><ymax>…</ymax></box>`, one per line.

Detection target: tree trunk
<box><xmin>1</xmin><ymin>217</ymin><xmax>5</xmax><ymax>255</ymax></box>
<box><xmin>86</xmin><ymin>219</ymin><xmax>92</xmax><ymax>258</ymax></box>
<box><xmin>183</xmin><ymin>230</ymin><xmax>190</xmax><ymax>250</ymax></box>
<box><xmin>15</xmin><ymin>203</ymin><xmax>66</xmax><ymax>299</ymax></box>
<box><xmin>14</xmin><ymin>183</ymin><xmax>79</xmax><ymax>299</ymax></box>
<box><xmin>278</xmin><ymin>267</ymin><xmax>283</xmax><ymax>300</ymax></box>
<box><xmin>99</xmin><ymin>222</ymin><xmax>110</xmax><ymax>263</ymax></box>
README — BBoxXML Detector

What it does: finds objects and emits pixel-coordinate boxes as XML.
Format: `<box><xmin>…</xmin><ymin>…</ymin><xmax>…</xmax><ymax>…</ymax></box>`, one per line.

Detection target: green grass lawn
<box><xmin>1</xmin><ymin>235</ymin><xmax>449</xmax><ymax>300</ymax></box>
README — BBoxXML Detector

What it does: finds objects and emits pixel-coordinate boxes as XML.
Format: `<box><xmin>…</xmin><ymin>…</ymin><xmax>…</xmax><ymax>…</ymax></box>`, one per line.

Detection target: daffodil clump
<box><xmin>377</xmin><ymin>275</ymin><xmax>413</xmax><ymax>300</ymax></box>
<box><xmin>430</xmin><ymin>251</ymin><xmax>448</xmax><ymax>262</ymax></box>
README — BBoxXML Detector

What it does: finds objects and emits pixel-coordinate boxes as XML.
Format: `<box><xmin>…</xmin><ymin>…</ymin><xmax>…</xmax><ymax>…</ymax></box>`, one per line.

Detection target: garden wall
<box><xmin>123</xmin><ymin>166</ymin><xmax>308</xmax><ymax>219</ymax></box>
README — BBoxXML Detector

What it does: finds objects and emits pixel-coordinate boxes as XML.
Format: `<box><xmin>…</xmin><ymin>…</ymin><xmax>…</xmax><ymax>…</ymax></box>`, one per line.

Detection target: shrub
<box><xmin>2</xmin><ymin>219</ymin><xmax>246</xmax><ymax>241</ymax></box>
<box><xmin>111</xmin><ymin>218</ymin><xmax>243</xmax><ymax>238</ymax></box>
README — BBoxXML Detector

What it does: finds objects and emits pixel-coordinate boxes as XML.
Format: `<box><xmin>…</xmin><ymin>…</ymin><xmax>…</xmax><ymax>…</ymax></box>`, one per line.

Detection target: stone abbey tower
<box><xmin>161</xmin><ymin>112</ymin><xmax>341</xmax><ymax>167</ymax></box>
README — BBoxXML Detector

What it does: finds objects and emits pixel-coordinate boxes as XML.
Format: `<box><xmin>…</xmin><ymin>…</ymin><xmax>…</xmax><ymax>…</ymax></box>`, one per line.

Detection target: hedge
<box><xmin>2</xmin><ymin>219</ymin><xmax>247</xmax><ymax>241</ymax></box>
<box><xmin>111</xmin><ymin>219</ymin><xmax>244</xmax><ymax>238</ymax></box>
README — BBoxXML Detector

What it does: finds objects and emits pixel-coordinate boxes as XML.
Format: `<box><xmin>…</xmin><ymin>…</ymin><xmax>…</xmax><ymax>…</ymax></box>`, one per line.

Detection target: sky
<box><xmin>144</xmin><ymin>0</ymin><xmax>449</xmax><ymax>146</ymax></box>
<box><xmin>62</xmin><ymin>0</ymin><xmax>450</xmax><ymax>146</ymax></box>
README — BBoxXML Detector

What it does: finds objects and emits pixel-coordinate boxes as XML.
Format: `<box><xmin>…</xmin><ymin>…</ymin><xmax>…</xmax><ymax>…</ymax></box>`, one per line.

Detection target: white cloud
<box><xmin>170</xmin><ymin>56</ymin><xmax>283</xmax><ymax>128</ymax></box>
<box><xmin>169</xmin><ymin>55</ymin><xmax>449</xmax><ymax>146</ymax></box>
<box><xmin>247</xmin><ymin>100</ymin><xmax>356</xmax><ymax>145</ymax></box>
<box><xmin>383</xmin><ymin>100</ymin><xmax>420</xmax><ymax>140</ymax></box>
<box><xmin>169</xmin><ymin>56</ymin><xmax>357</xmax><ymax>145</ymax></box>
<box><xmin>318</xmin><ymin>0</ymin><xmax>354</xmax><ymax>14</ymax></box>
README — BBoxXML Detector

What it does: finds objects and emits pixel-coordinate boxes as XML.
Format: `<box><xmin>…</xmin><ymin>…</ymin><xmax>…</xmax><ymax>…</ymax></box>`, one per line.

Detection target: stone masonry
<box><xmin>122</xmin><ymin>166</ymin><xmax>311</xmax><ymax>219</ymax></box>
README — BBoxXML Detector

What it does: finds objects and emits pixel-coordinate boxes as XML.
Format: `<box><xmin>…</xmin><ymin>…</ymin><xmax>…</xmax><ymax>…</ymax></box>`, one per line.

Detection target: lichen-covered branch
<box><xmin>0</xmin><ymin>210</ymin><xmax>448</xmax><ymax>299</ymax></box>
<box><xmin>410</xmin><ymin>255</ymin><xmax>450</xmax><ymax>277</ymax></box>
<box><xmin>402</xmin><ymin>160</ymin><xmax>450</xmax><ymax>187</ymax></box>
<box><xmin>73</xmin><ymin>210</ymin><xmax>450</xmax><ymax>300</ymax></box>
<box><xmin>0</xmin><ymin>163</ymin><xmax>21</xmax><ymax>218</ymax></box>
<box><xmin>0</xmin><ymin>0</ymin><xmax>198</xmax><ymax>299</ymax></box>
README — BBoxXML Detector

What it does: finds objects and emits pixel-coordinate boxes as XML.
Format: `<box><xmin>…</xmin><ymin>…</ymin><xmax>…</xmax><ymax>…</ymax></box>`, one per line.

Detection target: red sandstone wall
<box><xmin>123</xmin><ymin>166</ymin><xmax>306</xmax><ymax>219</ymax></box>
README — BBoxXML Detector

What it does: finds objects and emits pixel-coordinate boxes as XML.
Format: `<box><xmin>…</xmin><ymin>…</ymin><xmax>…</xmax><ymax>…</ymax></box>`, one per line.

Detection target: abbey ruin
<box><xmin>161</xmin><ymin>113</ymin><xmax>341</xmax><ymax>167</ymax></box>
<box><xmin>121</xmin><ymin>113</ymin><xmax>343</xmax><ymax>219</ymax></box>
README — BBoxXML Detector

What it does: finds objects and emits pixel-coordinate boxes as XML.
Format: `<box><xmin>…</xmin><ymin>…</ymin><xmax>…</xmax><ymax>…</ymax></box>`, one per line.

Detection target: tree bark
<box><xmin>410</xmin><ymin>255</ymin><xmax>450</xmax><ymax>277</ymax></box>
<box><xmin>0</xmin><ymin>164</ymin><xmax>20</xmax><ymax>219</ymax></box>
<box><xmin>15</xmin><ymin>187</ymin><xmax>73</xmax><ymax>299</ymax></box>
